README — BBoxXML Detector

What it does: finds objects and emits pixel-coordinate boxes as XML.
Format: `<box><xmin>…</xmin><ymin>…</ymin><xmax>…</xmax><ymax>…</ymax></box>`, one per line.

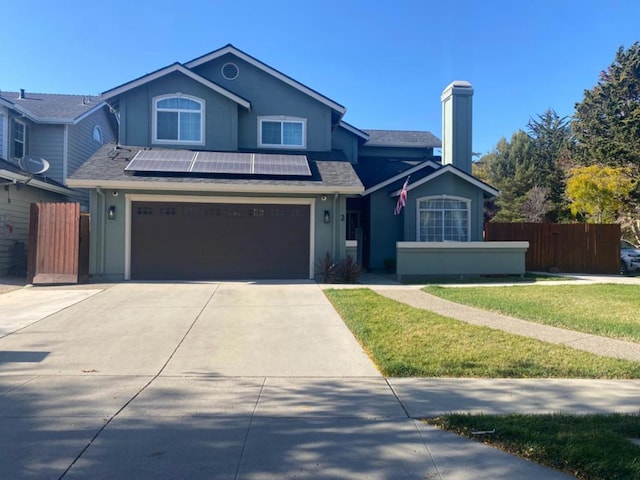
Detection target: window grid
<box><xmin>418</xmin><ymin>197</ymin><xmax>470</xmax><ymax>242</ymax></box>
<box><xmin>13</xmin><ymin>121</ymin><xmax>25</xmax><ymax>159</ymax></box>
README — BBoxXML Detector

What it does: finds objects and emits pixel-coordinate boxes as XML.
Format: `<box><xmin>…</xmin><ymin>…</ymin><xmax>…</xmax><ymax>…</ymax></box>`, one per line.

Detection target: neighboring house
<box><xmin>68</xmin><ymin>44</ymin><xmax>498</xmax><ymax>281</ymax></box>
<box><xmin>0</xmin><ymin>91</ymin><xmax>117</xmax><ymax>275</ymax></box>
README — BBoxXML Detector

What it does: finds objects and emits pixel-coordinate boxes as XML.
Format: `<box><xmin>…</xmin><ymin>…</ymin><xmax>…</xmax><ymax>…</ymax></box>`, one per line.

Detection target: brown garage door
<box><xmin>131</xmin><ymin>201</ymin><xmax>310</xmax><ymax>280</ymax></box>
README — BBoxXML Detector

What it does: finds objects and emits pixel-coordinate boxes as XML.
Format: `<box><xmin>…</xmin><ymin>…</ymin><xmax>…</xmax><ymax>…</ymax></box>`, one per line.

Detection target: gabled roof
<box><xmin>0</xmin><ymin>158</ymin><xmax>76</xmax><ymax>196</ymax></box>
<box><xmin>338</xmin><ymin>120</ymin><xmax>370</xmax><ymax>141</ymax></box>
<box><xmin>363</xmin><ymin>129</ymin><xmax>441</xmax><ymax>148</ymax></box>
<box><xmin>359</xmin><ymin>159</ymin><xmax>442</xmax><ymax>196</ymax></box>
<box><xmin>390</xmin><ymin>164</ymin><xmax>499</xmax><ymax>198</ymax></box>
<box><xmin>0</xmin><ymin>91</ymin><xmax>107</xmax><ymax>124</ymax></box>
<box><xmin>102</xmin><ymin>63</ymin><xmax>251</xmax><ymax>109</ymax></box>
<box><xmin>67</xmin><ymin>143</ymin><xmax>363</xmax><ymax>195</ymax></box>
<box><xmin>185</xmin><ymin>44</ymin><xmax>346</xmax><ymax>115</ymax></box>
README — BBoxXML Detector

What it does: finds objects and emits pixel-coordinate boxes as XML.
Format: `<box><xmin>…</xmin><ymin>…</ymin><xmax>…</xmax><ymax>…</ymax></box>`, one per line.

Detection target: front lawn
<box><xmin>424</xmin><ymin>284</ymin><xmax>640</xmax><ymax>342</ymax></box>
<box><xmin>428</xmin><ymin>413</ymin><xmax>640</xmax><ymax>480</ymax></box>
<box><xmin>324</xmin><ymin>288</ymin><xmax>640</xmax><ymax>378</ymax></box>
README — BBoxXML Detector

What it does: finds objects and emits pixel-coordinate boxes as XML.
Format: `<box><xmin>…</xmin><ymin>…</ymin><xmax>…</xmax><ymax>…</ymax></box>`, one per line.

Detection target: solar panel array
<box><xmin>125</xmin><ymin>150</ymin><xmax>312</xmax><ymax>176</ymax></box>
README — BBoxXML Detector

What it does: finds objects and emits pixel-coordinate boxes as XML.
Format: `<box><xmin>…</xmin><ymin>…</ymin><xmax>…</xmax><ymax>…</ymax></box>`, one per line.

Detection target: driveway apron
<box><xmin>0</xmin><ymin>282</ymin><xmax>572</xmax><ymax>479</ymax></box>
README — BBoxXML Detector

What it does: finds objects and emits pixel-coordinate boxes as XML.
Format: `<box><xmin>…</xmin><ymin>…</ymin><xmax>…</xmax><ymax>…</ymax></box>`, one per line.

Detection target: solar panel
<box><xmin>125</xmin><ymin>150</ymin><xmax>195</xmax><ymax>173</ymax></box>
<box><xmin>253</xmin><ymin>154</ymin><xmax>312</xmax><ymax>176</ymax></box>
<box><xmin>192</xmin><ymin>152</ymin><xmax>252</xmax><ymax>174</ymax></box>
<box><xmin>125</xmin><ymin>150</ymin><xmax>312</xmax><ymax>177</ymax></box>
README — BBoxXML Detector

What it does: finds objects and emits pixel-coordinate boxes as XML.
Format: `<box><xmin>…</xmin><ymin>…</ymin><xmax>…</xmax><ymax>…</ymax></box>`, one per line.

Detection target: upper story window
<box><xmin>12</xmin><ymin>119</ymin><xmax>27</xmax><ymax>160</ymax></box>
<box><xmin>153</xmin><ymin>94</ymin><xmax>204</xmax><ymax>145</ymax></box>
<box><xmin>258</xmin><ymin>116</ymin><xmax>306</xmax><ymax>149</ymax></box>
<box><xmin>92</xmin><ymin>125</ymin><xmax>103</xmax><ymax>144</ymax></box>
<box><xmin>417</xmin><ymin>195</ymin><xmax>470</xmax><ymax>242</ymax></box>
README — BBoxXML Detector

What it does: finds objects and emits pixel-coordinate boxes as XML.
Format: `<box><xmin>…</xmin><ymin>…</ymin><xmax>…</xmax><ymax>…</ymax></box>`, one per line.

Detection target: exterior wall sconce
<box><xmin>107</xmin><ymin>205</ymin><xmax>116</xmax><ymax>220</ymax></box>
<box><xmin>323</xmin><ymin>210</ymin><xmax>331</xmax><ymax>223</ymax></box>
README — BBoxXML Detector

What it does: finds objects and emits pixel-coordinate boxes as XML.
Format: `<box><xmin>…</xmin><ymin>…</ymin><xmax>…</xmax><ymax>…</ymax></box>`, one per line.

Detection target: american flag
<box><xmin>394</xmin><ymin>176</ymin><xmax>409</xmax><ymax>215</ymax></box>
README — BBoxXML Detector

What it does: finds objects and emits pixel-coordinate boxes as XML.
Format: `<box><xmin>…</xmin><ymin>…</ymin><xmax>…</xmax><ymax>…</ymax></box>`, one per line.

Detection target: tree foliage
<box><xmin>566</xmin><ymin>165</ymin><xmax>636</xmax><ymax>223</ymax></box>
<box><xmin>476</xmin><ymin>131</ymin><xmax>536</xmax><ymax>222</ymax></box>
<box><xmin>476</xmin><ymin>110</ymin><xmax>570</xmax><ymax>223</ymax></box>
<box><xmin>572</xmin><ymin>42</ymin><xmax>640</xmax><ymax>170</ymax></box>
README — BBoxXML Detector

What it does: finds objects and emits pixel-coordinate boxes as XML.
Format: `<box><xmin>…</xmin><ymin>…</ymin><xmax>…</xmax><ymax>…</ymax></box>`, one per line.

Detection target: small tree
<box><xmin>566</xmin><ymin>165</ymin><xmax>636</xmax><ymax>223</ymax></box>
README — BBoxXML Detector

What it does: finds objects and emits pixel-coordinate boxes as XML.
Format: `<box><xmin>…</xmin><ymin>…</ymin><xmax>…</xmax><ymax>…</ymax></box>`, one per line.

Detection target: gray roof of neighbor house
<box><xmin>0</xmin><ymin>91</ymin><xmax>105</xmax><ymax>123</ymax></box>
<box><xmin>363</xmin><ymin>130</ymin><xmax>441</xmax><ymax>148</ymax></box>
<box><xmin>67</xmin><ymin>144</ymin><xmax>364</xmax><ymax>194</ymax></box>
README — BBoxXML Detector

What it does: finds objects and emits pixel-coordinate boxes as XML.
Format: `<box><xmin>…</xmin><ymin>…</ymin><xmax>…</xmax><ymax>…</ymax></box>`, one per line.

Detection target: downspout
<box><xmin>332</xmin><ymin>192</ymin><xmax>339</xmax><ymax>258</ymax></box>
<box><xmin>96</xmin><ymin>187</ymin><xmax>106</xmax><ymax>275</ymax></box>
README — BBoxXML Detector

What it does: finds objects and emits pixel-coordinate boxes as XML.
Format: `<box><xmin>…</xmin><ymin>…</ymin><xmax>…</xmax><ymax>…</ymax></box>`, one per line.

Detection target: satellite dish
<box><xmin>18</xmin><ymin>157</ymin><xmax>50</xmax><ymax>175</ymax></box>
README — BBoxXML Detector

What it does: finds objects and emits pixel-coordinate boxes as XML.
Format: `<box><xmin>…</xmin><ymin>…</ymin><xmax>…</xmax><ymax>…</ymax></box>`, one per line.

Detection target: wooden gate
<box><xmin>484</xmin><ymin>222</ymin><xmax>620</xmax><ymax>274</ymax></box>
<box><xmin>27</xmin><ymin>203</ymin><xmax>89</xmax><ymax>284</ymax></box>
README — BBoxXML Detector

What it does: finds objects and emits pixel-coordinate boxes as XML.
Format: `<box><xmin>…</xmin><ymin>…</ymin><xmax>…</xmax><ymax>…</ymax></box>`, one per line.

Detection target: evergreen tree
<box><xmin>572</xmin><ymin>42</ymin><xmax>640</xmax><ymax>170</ymax></box>
<box><xmin>527</xmin><ymin>109</ymin><xmax>572</xmax><ymax>221</ymax></box>
<box><xmin>479</xmin><ymin>131</ymin><xmax>536</xmax><ymax>222</ymax></box>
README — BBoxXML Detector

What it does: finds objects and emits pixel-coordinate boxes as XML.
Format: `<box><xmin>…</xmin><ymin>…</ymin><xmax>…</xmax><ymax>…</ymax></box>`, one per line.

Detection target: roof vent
<box><xmin>221</xmin><ymin>62</ymin><xmax>239</xmax><ymax>80</ymax></box>
<box><xmin>19</xmin><ymin>89</ymin><xmax>25</xmax><ymax>99</ymax></box>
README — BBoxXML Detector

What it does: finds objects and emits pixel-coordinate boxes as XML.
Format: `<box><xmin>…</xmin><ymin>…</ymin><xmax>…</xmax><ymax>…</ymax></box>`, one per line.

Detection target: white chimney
<box><xmin>441</xmin><ymin>80</ymin><xmax>473</xmax><ymax>174</ymax></box>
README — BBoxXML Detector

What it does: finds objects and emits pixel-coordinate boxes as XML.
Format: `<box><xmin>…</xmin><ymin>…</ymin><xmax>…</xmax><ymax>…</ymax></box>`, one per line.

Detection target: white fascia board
<box><xmin>390</xmin><ymin>165</ymin><xmax>499</xmax><ymax>197</ymax></box>
<box><xmin>338</xmin><ymin>121</ymin><xmax>369</xmax><ymax>140</ymax></box>
<box><xmin>66</xmin><ymin>178</ymin><xmax>364</xmax><ymax>195</ymax></box>
<box><xmin>102</xmin><ymin>64</ymin><xmax>251</xmax><ymax>109</ymax></box>
<box><xmin>186</xmin><ymin>45</ymin><xmax>346</xmax><ymax>114</ymax></box>
<box><xmin>72</xmin><ymin>102</ymin><xmax>108</xmax><ymax>124</ymax></box>
<box><xmin>362</xmin><ymin>160</ymin><xmax>441</xmax><ymax>197</ymax></box>
<box><xmin>0</xmin><ymin>169</ymin><xmax>78</xmax><ymax>196</ymax></box>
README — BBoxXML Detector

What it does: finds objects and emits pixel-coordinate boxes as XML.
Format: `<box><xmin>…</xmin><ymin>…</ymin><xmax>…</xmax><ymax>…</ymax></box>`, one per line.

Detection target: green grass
<box><xmin>324</xmin><ymin>288</ymin><xmax>640</xmax><ymax>378</ymax></box>
<box><xmin>428</xmin><ymin>413</ymin><xmax>640</xmax><ymax>480</ymax></box>
<box><xmin>411</xmin><ymin>273</ymin><xmax>572</xmax><ymax>285</ymax></box>
<box><xmin>424</xmin><ymin>284</ymin><xmax>640</xmax><ymax>343</ymax></box>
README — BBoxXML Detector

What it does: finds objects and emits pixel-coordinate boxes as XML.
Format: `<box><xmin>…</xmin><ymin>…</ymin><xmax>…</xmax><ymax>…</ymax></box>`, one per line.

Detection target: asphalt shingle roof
<box><xmin>69</xmin><ymin>144</ymin><xmax>364</xmax><ymax>191</ymax></box>
<box><xmin>0</xmin><ymin>91</ymin><xmax>103</xmax><ymax>122</ymax></box>
<box><xmin>353</xmin><ymin>156</ymin><xmax>441</xmax><ymax>190</ymax></box>
<box><xmin>363</xmin><ymin>130</ymin><xmax>441</xmax><ymax>148</ymax></box>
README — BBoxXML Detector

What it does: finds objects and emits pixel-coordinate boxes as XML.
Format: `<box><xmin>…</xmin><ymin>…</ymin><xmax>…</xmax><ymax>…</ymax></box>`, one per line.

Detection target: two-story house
<box><xmin>0</xmin><ymin>91</ymin><xmax>117</xmax><ymax>275</ymax></box>
<box><xmin>68</xmin><ymin>44</ymin><xmax>497</xmax><ymax>281</ymax></box>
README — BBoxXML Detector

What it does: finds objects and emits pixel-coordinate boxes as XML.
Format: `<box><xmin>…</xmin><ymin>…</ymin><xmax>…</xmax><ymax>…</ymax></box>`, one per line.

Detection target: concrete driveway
<box><xmin>0</xmin><ymin>282</ymin><xmax>571</xmax><ymax>479</ymax></box>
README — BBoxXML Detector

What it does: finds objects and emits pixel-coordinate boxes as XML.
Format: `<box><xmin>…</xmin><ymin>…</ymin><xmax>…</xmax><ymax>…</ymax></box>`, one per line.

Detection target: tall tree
<box><xmin>572</xmin><ymin>42</ymin><xmax>640</xmax><ymax>170</ymax></box>
<box><xmin>477</xmin><ymin>131</ymin><xmax>536</xmax><ymax>222</ymax></box>
<box><xmin>527</xmin><ymin>109</ymin><xmax>572</xmax><ymax>221</ymax></box>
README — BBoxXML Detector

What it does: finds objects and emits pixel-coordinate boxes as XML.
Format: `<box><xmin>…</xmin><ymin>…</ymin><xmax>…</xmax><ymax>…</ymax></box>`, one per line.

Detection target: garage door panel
<box><xmin>131</xmin><ymin>202</ymin><xmax>310</xmax><ymax>280</ymax></box>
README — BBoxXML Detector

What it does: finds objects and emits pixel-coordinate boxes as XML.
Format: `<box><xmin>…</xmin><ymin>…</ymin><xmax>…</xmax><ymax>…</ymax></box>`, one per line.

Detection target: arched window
<box><xmin>153</xmin><ymin>95</ymin><xmax>204</xmax><ymax>144</ymax></box>
<box><xmin>92</xmin><ymin>125</ymin><xmax>103</xmax><ymax>144</ymax></box>
<box><xmin>417</xmin><ymin>195</ymin><xmax>470</xmax><ymax>242</ymax></box>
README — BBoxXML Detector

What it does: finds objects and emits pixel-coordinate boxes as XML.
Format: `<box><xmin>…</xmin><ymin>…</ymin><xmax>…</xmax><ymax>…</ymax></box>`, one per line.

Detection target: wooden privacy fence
<box><xmin>27</xmin><ymin>202</ymin><xmax>89</xmax><ymax>284</ymax></box>
<box><xmin>484</xmin><ymin>223</ymin><xmax>620</xmax><ymax>274</ymax></box>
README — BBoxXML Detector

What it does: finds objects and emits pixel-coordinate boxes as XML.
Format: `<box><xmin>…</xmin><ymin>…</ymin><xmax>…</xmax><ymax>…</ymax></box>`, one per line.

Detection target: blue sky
<box><xmin>1</xmin><ymin>0</ymin><xmax>638</xmax><ymax>156</ymax></box>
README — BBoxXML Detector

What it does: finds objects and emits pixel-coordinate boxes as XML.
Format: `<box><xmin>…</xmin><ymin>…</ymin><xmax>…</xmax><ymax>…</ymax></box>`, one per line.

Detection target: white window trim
<box><xmin>93</xmin><ymin>125</ymin><xmax>103</xmax><ymax>144</ymax></box>
<box><xmin>257</xmin><ymin>116</ymin><xmax>307</xmax><ymax>149</ymax></box>
<box><xmin>416</xmin><ymin>194</ymin><xmax>471</xmax><ymax>242</ymax></box>
<box><xmin>152</xmin><ymin>94</ymin><xmax>205</xmax><ymax>146</ymax></box>
<box><xmin>12</xmin><ymin>119</ymin><xmax>26</xmax><ymax>160</ymax></box>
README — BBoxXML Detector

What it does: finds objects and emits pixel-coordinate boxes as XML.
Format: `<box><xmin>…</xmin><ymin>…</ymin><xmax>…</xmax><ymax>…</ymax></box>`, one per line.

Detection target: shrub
<box><xmin>316</xmin><ymin>252</ymin><xmax>338</xmax><ymax>283</ymax></box>
<box><xmin>338</xmin><ymin>255</ymin><xmax>362</xmax><ymax>284</ymax></box>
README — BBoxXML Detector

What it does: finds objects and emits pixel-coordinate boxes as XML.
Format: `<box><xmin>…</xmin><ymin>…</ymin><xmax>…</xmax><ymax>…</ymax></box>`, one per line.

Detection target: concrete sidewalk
<box><xmin>371</xmin><ymin>287</ymin><xmax>640</xmax><ymax>362</ymax></box>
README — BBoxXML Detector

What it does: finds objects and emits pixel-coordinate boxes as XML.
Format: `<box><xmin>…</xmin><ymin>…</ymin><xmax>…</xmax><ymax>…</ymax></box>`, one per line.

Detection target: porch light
<box><xmin>108</xmin><ymin>205</ymin><xmax>116</xmax><ymax>220</ymax></box>
<box><xmin>324</xmin><ymin>210</ymin><xmax>331</xmax><ymax>223</ymax></box>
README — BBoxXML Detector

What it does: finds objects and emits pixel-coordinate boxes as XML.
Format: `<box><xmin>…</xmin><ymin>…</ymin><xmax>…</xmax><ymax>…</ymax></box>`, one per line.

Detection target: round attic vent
<box><xmin>221</xmin><ymin>62</ymin><xmax>239</xmax><ymax>80</ymax></box>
